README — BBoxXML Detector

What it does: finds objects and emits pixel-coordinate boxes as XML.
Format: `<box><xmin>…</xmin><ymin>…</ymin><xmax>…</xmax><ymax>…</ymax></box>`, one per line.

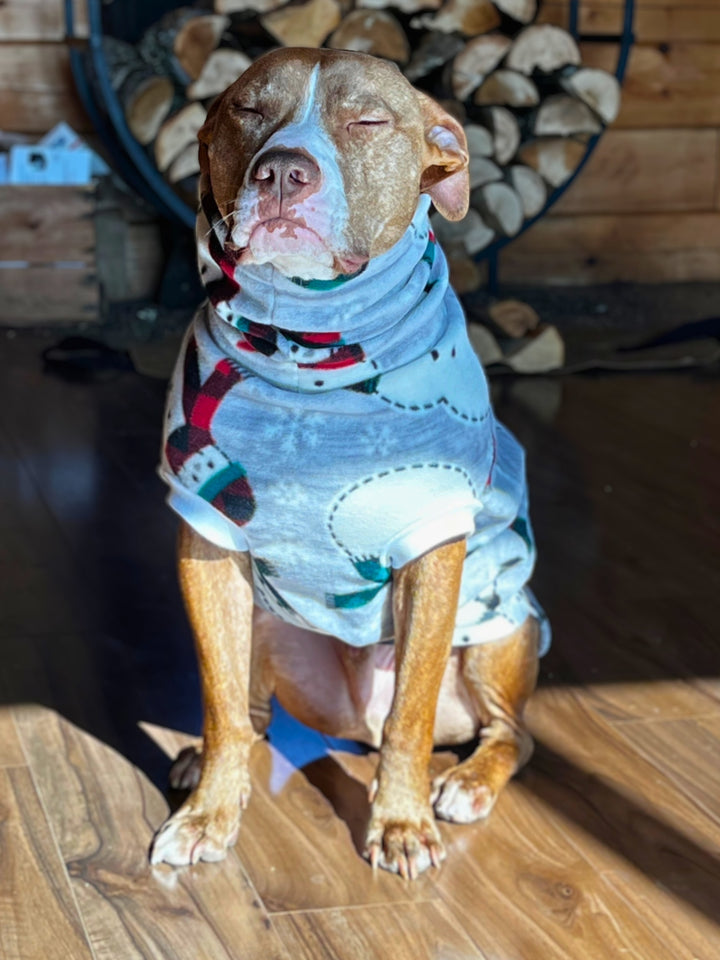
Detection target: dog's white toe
<box><xmin>432</xmin><ymin>774</ymin><xmax>496</xmax><ymax>823</ymax></box>
<box><xmin>150</xmin><ymin>806</ymin><xmax>239</xmax><ymax>867</ymax></box>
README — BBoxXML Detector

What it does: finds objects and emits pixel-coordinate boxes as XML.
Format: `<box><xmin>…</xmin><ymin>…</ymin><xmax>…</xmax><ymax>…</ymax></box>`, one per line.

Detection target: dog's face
<box><xmin>199</xmin><ymin>48</ymin><xmax>470</xmax><ymax>280</ymax></box>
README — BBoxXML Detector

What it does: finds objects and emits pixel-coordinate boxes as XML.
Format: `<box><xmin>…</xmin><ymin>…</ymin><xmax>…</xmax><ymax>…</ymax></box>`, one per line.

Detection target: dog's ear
<box><xmin>198</xmin><ymin>91</ymin><xmax>225</xmax><ymax>147</ymax></box>
<box><xmin>197</xmin><ymin>90</ymin><xmax>228</xmax><ymax>181</ymax></box>
<box><xmin>416</xmin><ymin>91</ymin><xmax>470</xmax><ymax>222</ymax></box>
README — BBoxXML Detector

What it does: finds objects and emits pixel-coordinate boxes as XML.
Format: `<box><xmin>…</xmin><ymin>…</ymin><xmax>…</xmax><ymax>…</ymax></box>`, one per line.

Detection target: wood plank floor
<box><xmin>0</xmin><ymin>336</ymin><xmax>718</xmax><ymax>959</ymax></box>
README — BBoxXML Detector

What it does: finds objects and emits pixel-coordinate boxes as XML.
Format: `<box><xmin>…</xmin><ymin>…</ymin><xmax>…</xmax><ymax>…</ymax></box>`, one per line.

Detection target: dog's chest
<box><xmin>204</xmin><ymin>368</ymin><xmax>490</xmax><ymax>637</ymax></box>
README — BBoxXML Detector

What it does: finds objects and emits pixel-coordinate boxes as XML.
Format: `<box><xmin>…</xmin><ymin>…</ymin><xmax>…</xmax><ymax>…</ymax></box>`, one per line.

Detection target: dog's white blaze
<box><xmin>230</xmin><ymin>64</ymin><xmax>350</xmax><ymax>278</ymax></box>
<box><xmin>297</xmin><ymin>63</ymin><xmax>320</xmax><ymax>125</ymax></box>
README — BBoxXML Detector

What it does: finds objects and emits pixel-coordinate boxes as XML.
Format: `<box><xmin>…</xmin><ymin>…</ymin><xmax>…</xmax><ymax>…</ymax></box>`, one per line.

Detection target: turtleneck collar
<box><xmin>196</xmin><ymin>194</ymin><xmax>461</xmax><ymax>392</ymax></box>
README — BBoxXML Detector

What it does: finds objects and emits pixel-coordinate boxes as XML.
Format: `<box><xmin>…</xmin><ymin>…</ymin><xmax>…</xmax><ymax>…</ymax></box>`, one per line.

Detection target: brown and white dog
<box><xmin>150</xmin><ymin>48</ymin><xmax>541</xmax><ymax>880</ymax></box>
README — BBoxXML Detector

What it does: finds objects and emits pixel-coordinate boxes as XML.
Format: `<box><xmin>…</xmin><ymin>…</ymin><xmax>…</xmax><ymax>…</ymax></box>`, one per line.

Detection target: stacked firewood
<box><xmin>107</xmin><ymin>1</ymin><xmax>620</xmax><ymax>289</ymax></box>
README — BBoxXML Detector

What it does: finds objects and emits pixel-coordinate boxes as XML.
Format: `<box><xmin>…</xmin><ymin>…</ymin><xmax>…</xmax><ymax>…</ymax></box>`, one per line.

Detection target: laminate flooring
<box><xmin>1</xmin><ymin>335</ymin><xmax>718</xmax><ymax>959</ymax></box>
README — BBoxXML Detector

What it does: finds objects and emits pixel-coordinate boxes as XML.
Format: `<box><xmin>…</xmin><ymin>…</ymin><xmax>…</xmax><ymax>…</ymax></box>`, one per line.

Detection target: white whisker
<box><xmin>204</xmin><ymin>209</ymin><xmax>235</xmax><ymax>239</ymax></box>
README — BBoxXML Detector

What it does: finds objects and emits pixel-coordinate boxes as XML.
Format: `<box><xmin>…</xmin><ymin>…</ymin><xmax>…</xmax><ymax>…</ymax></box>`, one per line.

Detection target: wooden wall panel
<box><xmin>499</xmin><ymin>213</ymin><xmax>720</xmax><ymax>284</ymax></box>
<box><xmin>540</xmin><ymin>2</ymin><xmax>720</xmax><ymax>42</ymax></box>
<box><xmin>0</xmin><ymin>45</ymin><xmax>90</xmax><ymax>133</ymax></box>
<box><xmin>0</xmin><ymin>0</ymin><xmax>718</xmax><ymax>287</ymax></box>
<box><xmin>580</xmin><ymin>43</ymin><xmax>720</xmax><ymax>128</ymax></box>
<box><xmin>0</xmin><ymin>186</ymin><xmax>98</xmax><ymax>324</ymax></box>
<box><xmin>0</xmin><ymin>267</ymin><xmax>99</xmax><ymax>324</ymax></box>
<box><xmin>507</xmin><ymin>4</ymin><xmax>720</xmax><ymax>283</ymax></box>
<box><xmin>551</xmin><ymin>129</ymin><xmax>717</xmax><ymax>214</ymax></box>
<box><xmin>0</xmin><ymin>0</ymin><xmax>87</xmax><ymax>41</ymax></box>
<box><xmin>0</xmin><ymin>187</ymin><xmax>95</xmax><ymax>262</ymax></box>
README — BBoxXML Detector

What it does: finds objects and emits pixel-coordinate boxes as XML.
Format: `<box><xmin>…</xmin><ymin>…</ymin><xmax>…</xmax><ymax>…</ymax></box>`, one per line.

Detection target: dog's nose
<box><xmin>251</xmin><ymin>149</ymin><xmax>321</xmax><ymax>200</ymax></box>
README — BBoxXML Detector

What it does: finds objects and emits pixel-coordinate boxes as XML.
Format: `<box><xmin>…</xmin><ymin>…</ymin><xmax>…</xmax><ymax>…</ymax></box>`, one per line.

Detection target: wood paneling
<box><xmin>0</xmin><ymin>44</ymin><xmax>90</xmax><ymax>133</ymax></box>
<box><xmin>550</xmin><ymin>129</ymin><xmax>717</xmax><ymax>214</ymax></box>
<box><xmin>0</xmin><ymin>185</ymin><xmax>98</xmax><ymax>324</ymax></box>
<box><xmin>580</xmin><ymin>43</ymin><xmax>720</xmax><ymax>128</ymax></box>
<box><xmin>1</xmin><ymin>337</ymin><xmax>720</xmax><ymax>959</ymax></box>
<box><xmin>499</xmin><ymin>212</ymin><xmax>720</xmax><ymax>284</ymax></box>
<box><xmin>0</xmin><ymin>187</ymin><xmax>95</xmax><ymax>261</ymax></box>
<box><xmin>0</xmin><ymin>709</ymin><xmax>24</xmax><ymax>766</ymax></box>
<box><xmin>437</xmin><ymin>781</ymin><xmax>699</xmax><ymax>960</ymax></box>
<box><xmin>14</xmin><ymin>705</ymin><xmax>293</xmax><ymax>960</ymax></box>
<box><xmin>273</xmin><ymin>902</ymin><xmax>483</xmax><ymax>960</ymax></box>
<box><xmin>523</xmin><ymin>690</ymin><xmax>720</xmax><ymax>960</ymax></box>
<box><xmin>0</xmin><ymin>765</ymin><xmax>95</xmax><ymax>960</ymax></box>
<box><xmin>0</xmin><ymin>266</ymin><xmax>99</xmax><ymax>323</ymax></box>
<box><xmin>0</xmin><ymin>0</ymin><xmax>87</xmax><ymax>41</ymax></box>
<box><xmin>235</xmin><ymin>740</ymin><xmax>439</xmax><ymax>911</ymax></box>
<box><xmin>611</xmin><ymin>716</ymin><xmax>720</xmax><ymax>828</ymax></box>
<box><xmin>540</xmin><ymin>2</ymin><xmax>720</xmax><ymax>43</ymax></box>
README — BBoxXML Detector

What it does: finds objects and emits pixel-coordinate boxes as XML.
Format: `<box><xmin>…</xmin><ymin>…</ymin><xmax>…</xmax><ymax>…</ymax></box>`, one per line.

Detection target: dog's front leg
<box><xmin>365</xmin><ymin>538</ymin><xmax>466</xmax><ymax>879</ymax></box>
<box><xmin>151</xmin><ymin>522</ymin><xmax>255</xmax><ymax>866</ymax></box>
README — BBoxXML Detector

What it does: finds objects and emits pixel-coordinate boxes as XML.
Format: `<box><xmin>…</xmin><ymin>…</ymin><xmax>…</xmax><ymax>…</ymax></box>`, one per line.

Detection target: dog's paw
<box><xmin>150</xmin><ymin>800</ymin><xmax>240</xmax><ymax>867</ymax></box>
<box><xmin>169</xmin><ymin>745</ymin><xmax>203</xmax><ymax>792</ymax></box>
<box><xmin>431</xmin><ymin>768</ymin><xmax>496</xmax><ymax>823</ymax></box>
<box><xmin>364</xmin><ymin>805</ymin><xmax>445</xmax><ymax>880</ymax></box>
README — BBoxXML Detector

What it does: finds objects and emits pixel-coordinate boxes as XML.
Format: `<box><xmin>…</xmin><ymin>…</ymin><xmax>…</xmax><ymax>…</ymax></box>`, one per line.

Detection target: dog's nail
<box><xmin>430</xmin><ymin>845</ymin><xmax>442</xmax><ymax>869</ymax></box>
<box><xmin>398</xmin><ymin>857</ymin><xmax>409</xmax><ymax>881</ymax></box>
<box><xmin>407</xmin><ymin>855</ymin><xmax>418</xmax><ymax>881</ymax></box>
<box><xmin>368</xmin><ymin>778</ymin><xmax>378</xmax><ymax>803</ymax></box>
<box><xmin>369</xmin><ymin>845</ymin><xmax>379</xmax><ymax>870</ymax></box>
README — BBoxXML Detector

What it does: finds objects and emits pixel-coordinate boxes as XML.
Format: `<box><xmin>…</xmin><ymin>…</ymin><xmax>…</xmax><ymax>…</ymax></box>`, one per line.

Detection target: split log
<box><xmin>430</xmin><ymin>208</ymin><xmax>494</xmax><ymax>255</ymax></box>
<box><xmin>103</xmin><ymin>37</ymin><xmax>174</xmax><ymax>146</ymax></box>
<box><xmin>560</xmin><ymin>68</ymin><xmax>621</xmax><ymax>124</ymax></box>
<box><xmin>358</xmin><ymin>0</ymin><xmax>442</xmax><ymax>12</ymax></box>
<box><xmin>486</xmin><ymin>106</ymin><xmax>521</xmax><ymax>164</ymax></box>
<box><xmin>168</xmin><ymin>142</ymin><xmax>200</xmax><ymax>183</ymax></box>
<box><xmin>488</xmin><ymin>298</ymin><xmax>539</xmax><ymax>338</ymax></box>
<box><xmin>139</xmin><ymin>8</ymin><xmax>230</xmax><ymax>85</ymax></box>
<box><xmin>517</xmin><ymin>137</ymin><xmax>586</xmax><ymax>186</ymax></box>
<box><xmin>464</xmin><ymin>123</ymin><xmax>494</xmax><ymax>158</ymax></box>
<box><xmin>261</xmin><ymin>0</ymin><xmax>342</xmax><ymax>48</ymax></box>
<box><xmin>473</xmin><ymin>69</ymin><xmax>539</xmax><ymax>108</ymax></box>
<box><xmin>508</xmin><ymin>164</ymin><xmax>546</xmax><ymax>217</ymax></box>
<box><xmin>215</xmin><ymin>0</ymin><xmax>286</xmax><ymax>12</ymax></box>
<box><xmin>474</xmin><ymin>181</ymin><xmax>523</xmax><ymax>236</ymax></box>
<box><xmin>405</xmin><ymin>31</ymin><xmax>464</xmax><ymax>82</ymax></box>
<box><xmin>469</xmin><ymin>156</ymin><xmax>503</xmax><ymax>189</ymax></box>
<box><xmin>451</xmin><ymin>34</ymin><xmax>512</xmax><ymax>100</ymax></box>
<box><xmin>412</xmin><ymin>0</ymin><xmax>501</xmax><ymax>38</ymax></box>
<box><xmin>467</xmin><ymin>323</ymin><xmax>503</xmax><ymax>363</ymax></box>
<box><xmin>328</xmin><ymin>11</ymin><xmax>410</xmax><ymax>64</ymax></box>
<box><xmin>491</xmin><ymin>0</ymin><xmax>537</xmax><ymax>24</ymax></box>
<box><xmin>124</xmin><ymin>75</ymin><xmax>175</xmax><ymax>146</ymax></box>
<box><xmin>155</xmin><ymin>102</ymin><xmax>207</xmax><ymax>173</ymax></box>
<box><xmin>505</xmin><ymin>324</ymin><xmax>565</xmax><ymax>373</ymax></box>
<box><xmin>187</xmin><ymin>49</ymin><xmax>252</xmax><ymax>99</ymax></box>
<box><xmin>534</xmin><ymin>95</ymin><xmax>602</xmax><ymax>136</ymax></box>
<box><xmin>174</xmin><ymin>14</ymin><xmax>230</xmax><ymax>81</ymax></box>
<box><xmin>506</xmin><ymin>25</ymin><xmax>581</xmax><ymax>75</ymax></box>
<box><xmin>449</xmin><ymin>257</ymin><xmax>485</xmax><ymax>295</ymax></box>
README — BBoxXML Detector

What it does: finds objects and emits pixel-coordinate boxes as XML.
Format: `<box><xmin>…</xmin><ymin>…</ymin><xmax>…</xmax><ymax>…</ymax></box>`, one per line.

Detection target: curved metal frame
<box><xmin>66</xmin><ymin>0</ymin><xmax>195</xmax><ymax>227</ymax></box>
<box><xmin>483</xmin><ymin>0</ymin><xmax>635</xmax><ymax>289</ymax></box>
<box><xmin>66</xmin><ymin>0</ymin><xmax>635</xmax><ymax>252</ymax></box>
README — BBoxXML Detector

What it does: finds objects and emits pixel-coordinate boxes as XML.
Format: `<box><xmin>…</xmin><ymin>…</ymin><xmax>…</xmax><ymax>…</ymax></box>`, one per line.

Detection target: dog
<box><xmin>151</xmin><ymin>47</ymin><xmax>549</xmax><ymax>880</ymax></box>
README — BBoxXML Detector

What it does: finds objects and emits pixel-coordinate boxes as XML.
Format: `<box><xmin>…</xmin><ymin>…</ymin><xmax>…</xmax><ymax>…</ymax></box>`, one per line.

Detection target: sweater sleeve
<box><xmin>159</xmin><ymin>469</ymin><xmax>250</xmax><ymax>553</ymax></box>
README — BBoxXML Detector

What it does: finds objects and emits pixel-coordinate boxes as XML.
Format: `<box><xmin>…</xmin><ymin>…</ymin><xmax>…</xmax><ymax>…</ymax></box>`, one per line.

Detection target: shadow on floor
<box><xmin>0</xmin><ymin>337</ymin><xmax>718</xmax><ymax>925</ymax></box>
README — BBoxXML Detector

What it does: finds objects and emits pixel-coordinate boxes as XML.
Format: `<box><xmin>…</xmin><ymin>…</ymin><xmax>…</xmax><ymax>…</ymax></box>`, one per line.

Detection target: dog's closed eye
<box><xmin>232</xmin><ymin>105</ymin><xmax>264</xmax><ymax>119</ymax></box>
<box><xmin>347</xmin><ymin>118</ymin><xmax>392</xmax><ymax>131</ymax></box>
